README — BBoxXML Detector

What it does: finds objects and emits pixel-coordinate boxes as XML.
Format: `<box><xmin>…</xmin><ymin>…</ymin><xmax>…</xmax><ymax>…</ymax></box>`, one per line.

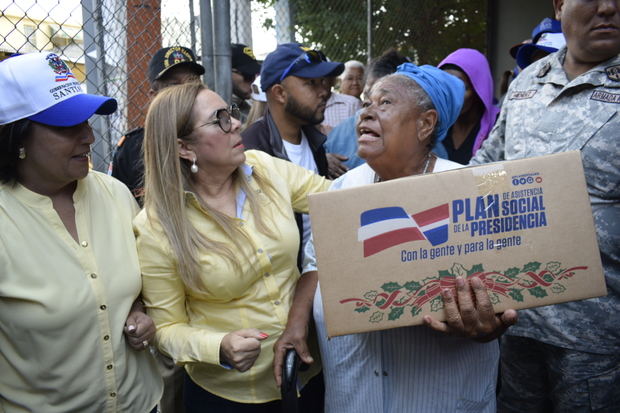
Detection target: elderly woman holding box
<box><xmin>274</xmin><ymin>63</ymin><xmax>518</xmax><ymax>412</ymax></box>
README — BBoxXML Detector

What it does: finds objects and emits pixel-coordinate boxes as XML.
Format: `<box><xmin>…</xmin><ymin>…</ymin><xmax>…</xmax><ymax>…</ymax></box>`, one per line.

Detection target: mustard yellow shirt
<box><xmin>0</xmin><ymin>171</ymin><xmax>163</xmax><ymax>413</ymax></box>
<box><xmin>134</xmin><ymin>150</ymin><xmax>330</xmax><ymax>403</ymax></box>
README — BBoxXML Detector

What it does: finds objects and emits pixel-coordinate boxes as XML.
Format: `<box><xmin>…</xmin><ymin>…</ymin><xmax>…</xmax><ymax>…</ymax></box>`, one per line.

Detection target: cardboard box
<box><xmin>309</xmin><ymin>151</ymin><xmax>606</xmax><ymax>337</ymax></box>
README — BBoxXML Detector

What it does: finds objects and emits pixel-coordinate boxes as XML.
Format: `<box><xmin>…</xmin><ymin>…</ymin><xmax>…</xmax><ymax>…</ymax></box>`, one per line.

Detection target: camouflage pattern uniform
<box><xmin>471</xmin><ymin>48</ymin><xmax>620</xmax><ymax>412</ymax></box>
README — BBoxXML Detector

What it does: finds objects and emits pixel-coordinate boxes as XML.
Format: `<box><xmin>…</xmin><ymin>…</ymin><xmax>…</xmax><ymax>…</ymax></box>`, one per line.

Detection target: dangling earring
<box><xmin>18</xmin><ymin>147</ymin><xmax>26</xmax><ymax>160</ymax></box>
<box><xmin>190</xmin><ymin>157</ymin><xmax>198</xmax><ymax>173</ymax></box>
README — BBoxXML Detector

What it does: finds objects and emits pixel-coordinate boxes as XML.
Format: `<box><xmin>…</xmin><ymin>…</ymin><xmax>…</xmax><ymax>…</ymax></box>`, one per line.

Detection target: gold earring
<box><xmin>18</xmin><ymin>147</ymin><xmax>26</xmax><ymax>160</ymax></box>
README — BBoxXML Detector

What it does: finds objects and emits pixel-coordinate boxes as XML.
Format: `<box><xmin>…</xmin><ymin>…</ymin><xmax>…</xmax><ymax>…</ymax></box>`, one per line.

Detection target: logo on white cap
<box><xmin>46</xmin><ymin>53</ymin><xmax>76</xmax><ymax>82</ymax></box>
<box><xmin>42</xmin><ymin>53</ymin><xmax>83</xmax><ymax>102</ymax></box>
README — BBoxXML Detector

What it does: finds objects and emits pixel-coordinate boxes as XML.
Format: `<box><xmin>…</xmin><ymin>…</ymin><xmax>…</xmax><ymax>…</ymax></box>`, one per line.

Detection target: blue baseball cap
<box><xmin>516</xmin><ymin>32</ymin><xmax>566</xmax><ymax>69</ymax></box>
<box><xmin>531</xmin><ymin>17</ymin><xmax>562</xmax><ymax>42</ymax></box>
<box><xmin>511</xmin><ymin>18</ymin><xmax>565</xmax><ymax>69</ymax></box>
<box><xmin>260</xmin><ymin>43</ymin><xmax>344</xmax><ymax>91</ymax></box>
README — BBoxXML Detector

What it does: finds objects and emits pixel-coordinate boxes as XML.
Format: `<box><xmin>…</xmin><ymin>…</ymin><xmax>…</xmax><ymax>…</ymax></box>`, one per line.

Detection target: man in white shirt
<box><xmin>241</xmin><ymin>43</ymin><xmax>344</xmax><ymax>270</ymax></box>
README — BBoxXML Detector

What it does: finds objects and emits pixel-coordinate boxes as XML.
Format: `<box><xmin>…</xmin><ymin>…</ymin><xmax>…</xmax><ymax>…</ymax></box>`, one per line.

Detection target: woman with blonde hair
<box><xmin>134</xmin><ymin>82</ymin><xmax>330</xmax><ymax>412</ymax></box>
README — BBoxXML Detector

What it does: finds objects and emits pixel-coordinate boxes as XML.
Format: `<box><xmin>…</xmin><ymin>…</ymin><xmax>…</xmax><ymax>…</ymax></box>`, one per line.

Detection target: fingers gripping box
<box><xmin>308</xmin><ymin>151</ymin><xmax>606</xmax><ymax>337</ymax></box>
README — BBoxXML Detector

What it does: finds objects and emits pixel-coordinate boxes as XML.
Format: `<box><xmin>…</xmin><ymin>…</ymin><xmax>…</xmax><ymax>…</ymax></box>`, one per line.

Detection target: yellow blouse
<box><xmin>0</xmin><ymin>171</ymin><xmax>162</xmax><ymax>413</ymax></box>
<box><xmin>134</xmin><ymin>150</ymin><xmax>330</xmax><ymax>403</ymax></box>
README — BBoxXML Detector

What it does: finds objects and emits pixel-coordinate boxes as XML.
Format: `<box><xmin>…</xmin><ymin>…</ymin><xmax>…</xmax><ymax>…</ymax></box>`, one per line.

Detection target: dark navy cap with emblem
<box><xmin>148</xmin><ymin>46</ymin><xmax>205</xmax><ymax>83</ymax></box>
<box><xmin>232</xmin><ymin>44</ymin><xmax>261</xmax><ymax>76</ymax></box>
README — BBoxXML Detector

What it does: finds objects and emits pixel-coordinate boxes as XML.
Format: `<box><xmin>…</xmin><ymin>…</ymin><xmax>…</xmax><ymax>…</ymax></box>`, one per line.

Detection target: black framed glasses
<box><xmin>193</xmin><ymin>104</ymin><xmax>241</xmax><ymax>134</ymax></box>
<box><xmin>279</xmin><ymin>50</ymin><xmax>327</xmax><ymax>82</ymax></box>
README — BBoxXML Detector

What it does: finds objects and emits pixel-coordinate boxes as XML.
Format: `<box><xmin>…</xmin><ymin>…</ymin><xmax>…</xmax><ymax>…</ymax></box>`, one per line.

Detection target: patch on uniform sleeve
<box><xmin>605</xmin><ymin>65</ymin><xmax>620</xmax><ymax>81</ymax></box>
<box><xmin>590</xmin><ymin>90</ymin><xmax>620</xmax><ymax>103</ymax></box>
<box><xmin>536</xmin><ymin>62</ymin><xmax>551</xmax><ymax>78</ymax></box>
<box><xmin>509</xmin><ymin>90</ymin><xmax>537</xmax><ymax>100</ymax></box>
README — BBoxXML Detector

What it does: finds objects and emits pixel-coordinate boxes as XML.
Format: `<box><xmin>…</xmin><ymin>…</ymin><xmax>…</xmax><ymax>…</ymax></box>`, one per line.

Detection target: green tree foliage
<box><xmin>260</xmin><ymin>0</ymin><xmax>487</xmax><ymax>65</ymax></box>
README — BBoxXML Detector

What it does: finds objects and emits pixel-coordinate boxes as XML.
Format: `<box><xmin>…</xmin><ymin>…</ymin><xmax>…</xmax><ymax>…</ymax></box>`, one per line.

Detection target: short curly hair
<box><xmin>367</xmin><ymin>49</ymin><xmax>410</xmax><ymax>80</ymax></box>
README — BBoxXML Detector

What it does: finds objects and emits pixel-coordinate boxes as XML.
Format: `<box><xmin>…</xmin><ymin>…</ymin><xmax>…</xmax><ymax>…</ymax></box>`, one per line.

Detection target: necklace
<box><xmin>421</xmin><ymin>152</ymin><xmax>433</xmax><ymax>174</ymax></box>
<box><xmin>374</xmin><ymin>152</ymin><xmax>434</xmax><ymax>183</ymax></box>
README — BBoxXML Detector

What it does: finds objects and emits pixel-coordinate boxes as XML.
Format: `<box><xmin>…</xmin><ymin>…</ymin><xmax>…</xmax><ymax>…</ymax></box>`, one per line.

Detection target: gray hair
<box><xmin>387</xmin><ymin>74</ymin><xmax>434</xmax><ymax>112</ymax></box>
<box><xmin>339</xmin><ymin>60</ymin><xmax>365</xmax><ymax>79</ymax></box>
<box><xmin>377</xmin><ymin>73</ymin><xmax>438</xmax><ymax>148</ymax></box>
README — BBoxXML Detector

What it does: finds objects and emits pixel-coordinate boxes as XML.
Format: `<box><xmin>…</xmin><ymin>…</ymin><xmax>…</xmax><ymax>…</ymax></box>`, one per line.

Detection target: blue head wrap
<box><xmin>394</xmin><ymin>63</ymin><xmax>464</xmax><ymax>145</ymax></box>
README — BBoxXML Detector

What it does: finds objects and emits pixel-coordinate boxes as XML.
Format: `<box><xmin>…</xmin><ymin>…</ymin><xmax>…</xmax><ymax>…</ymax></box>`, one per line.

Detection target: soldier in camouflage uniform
<box><xmin>470</xmin><ymin>0</ymin><xmax>620</xmax><ymax>411</ymax></box>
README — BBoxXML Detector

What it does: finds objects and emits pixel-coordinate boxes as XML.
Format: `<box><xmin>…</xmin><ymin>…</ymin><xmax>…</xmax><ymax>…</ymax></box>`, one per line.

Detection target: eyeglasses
<box><xmin>232</xmin><ymin>69</ymin><xmax>257</xmax><ymax>83</ymax></box>
<box><xmin>192</xmin><ymin>104</ymin><xmax>241</xmax><ymax>134</ymax></box>
<box><xmin>279</xmin><ymin>50</ymin><xmax>327</xmax><ymax>82</ymax></box>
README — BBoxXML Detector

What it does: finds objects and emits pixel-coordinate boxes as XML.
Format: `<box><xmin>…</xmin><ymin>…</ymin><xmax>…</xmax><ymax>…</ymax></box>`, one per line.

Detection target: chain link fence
<box><xmin>1</xmin><ymin>0</ymin><xmax>203</xmax><ymax>170</ymax></box>
<box><xmin>1</xmin><ymin>0</ymin><xmax>487</xmax><ymax>171</ymax></box>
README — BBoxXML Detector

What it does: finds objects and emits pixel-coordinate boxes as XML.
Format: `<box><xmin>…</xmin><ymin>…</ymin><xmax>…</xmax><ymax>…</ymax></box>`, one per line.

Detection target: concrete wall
<box><xmin>487</xmin><ymin>0</ymin><xmax>556</xmax><ymax>98</ymax></box>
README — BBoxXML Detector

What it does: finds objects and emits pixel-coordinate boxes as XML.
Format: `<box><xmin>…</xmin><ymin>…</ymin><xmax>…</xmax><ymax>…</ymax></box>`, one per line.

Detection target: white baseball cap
<box><xmin>516</xmin><ymin>32</ymin><xmax>566</xmax><ymax>69</ymax></box>
<box><xmin>0</xmin><ymin>52</ymin><xmax>117</xmax><ymax>126</ymax></box>
<box><xmin>251</xmin><ymin>76</ymin><xmax>266</xmax><ymax>102</ymax></box>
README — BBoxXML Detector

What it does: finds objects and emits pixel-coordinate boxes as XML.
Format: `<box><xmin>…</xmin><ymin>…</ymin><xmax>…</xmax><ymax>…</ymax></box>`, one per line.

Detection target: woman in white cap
<box><xmin>241</xmin><ymin>75</ymin><xmax>267</xmax><ymax>131</ymax></box>
<box><xmin>0</xmin><ymin>52</ymin><xmax>162</xmax><ymax>412</ymax></box>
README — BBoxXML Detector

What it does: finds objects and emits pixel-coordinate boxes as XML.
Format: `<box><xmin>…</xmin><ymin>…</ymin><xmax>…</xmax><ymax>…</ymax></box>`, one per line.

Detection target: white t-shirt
<box><xmin>282</xmin><ymin>132</ymin><xmax>318</xmax><ymax>248</ymax></box>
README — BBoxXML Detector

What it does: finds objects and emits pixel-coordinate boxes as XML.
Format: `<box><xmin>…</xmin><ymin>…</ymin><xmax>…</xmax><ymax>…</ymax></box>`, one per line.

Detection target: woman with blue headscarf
<box><xmin>274</xmin><ymin>63</ymin><xmax>517</xmax><ymax>412</ymax></box>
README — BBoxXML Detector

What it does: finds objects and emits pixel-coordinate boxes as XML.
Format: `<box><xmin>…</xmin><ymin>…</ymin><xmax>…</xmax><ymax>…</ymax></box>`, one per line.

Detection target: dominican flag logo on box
<box><xmin>358</xmin><ymin>204</ymin><xmax>449</xmax><ymax>257</ymax></box>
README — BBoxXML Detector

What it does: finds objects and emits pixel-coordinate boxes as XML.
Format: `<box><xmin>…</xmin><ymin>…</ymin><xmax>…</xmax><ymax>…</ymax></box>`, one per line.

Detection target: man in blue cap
<box><xmin>500</xmin><ymin>17</ymin><xmax>566</xmax><ymax>100</ymax></box>
<box><xmin>514</xmin><ymin>17</ymin><xmax>566</xmax><ymax>69</ymax></box>
<box><xmin>242</xmin><ymin>43</ymin><xmax>344</xmax><ymax>271</ymax></box>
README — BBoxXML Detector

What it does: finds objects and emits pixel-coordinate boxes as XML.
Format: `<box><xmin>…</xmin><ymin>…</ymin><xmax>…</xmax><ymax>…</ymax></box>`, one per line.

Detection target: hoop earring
<box><xmin>18</xmin><ymin>147</ymin><xmax>26</xmax><ymax>160</ymax></box>
<box><xmin>190</xmin><ymin>157</ymin><xmax>198</xmax><ymax>174</ymax></box>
